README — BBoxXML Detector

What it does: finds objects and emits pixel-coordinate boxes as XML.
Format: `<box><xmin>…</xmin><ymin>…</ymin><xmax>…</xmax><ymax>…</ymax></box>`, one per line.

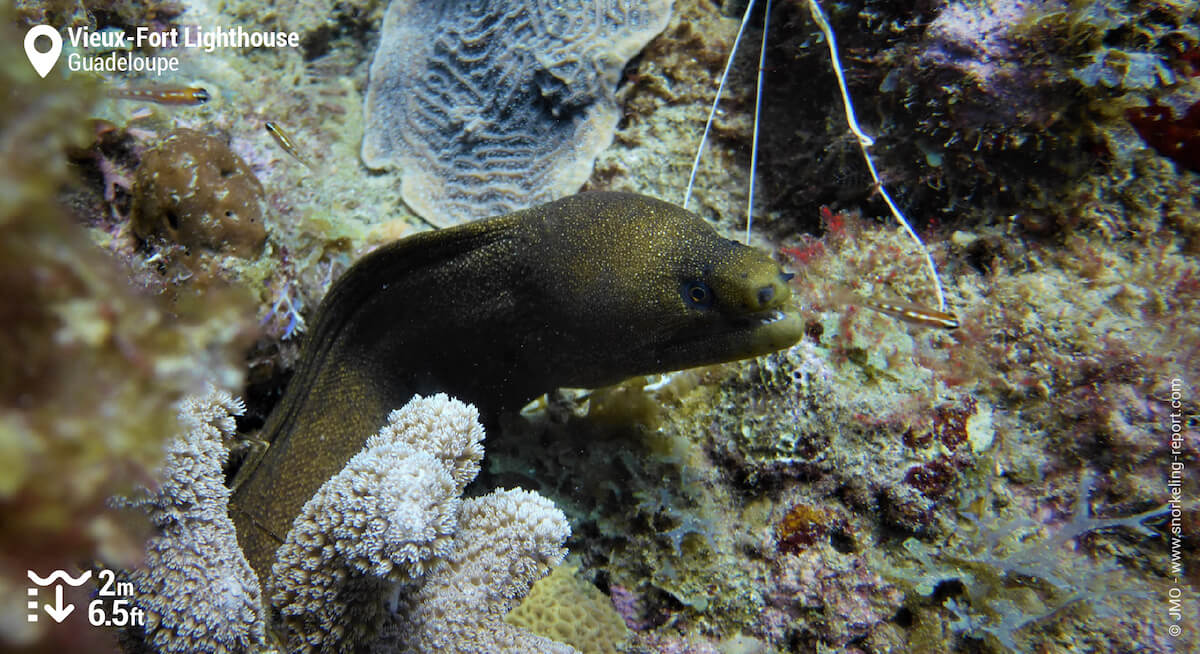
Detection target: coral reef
<box><xmin>505</xmin><ymin>562</ymin><xmax>631</xmax><ymax>654</ymax></box>
<box><xmin>378</xmin><ymin>488</ymin><xmax>578</xmax><ymax>654</ymax></box>
<box><xmin>362</xmin><ymin>0</ymin><xmax>672</xmax><ymax>223</ymax></box>
<box><xmin>124</xmin><ymin>392</ymin><xmax>575</xmax><ymax>653</ymax></box>
<box><xmin>132</xmin><ymin>128</ymin><xmax>268</xmax><ymax>258</ymax></box>
<box><xmin>0</xmin><ymin>6</ymin><xmax>255</xmax><ymax>651</ymax></box>
<box><xmin>121</xmin><ymin>388</ymin><xmax>269</xmax><ymax>654</ymax></box>
<box><xmin>270</xmin><ymin>393</ymin><xmax>486</xmax><ymax>650</ymax></box>
<box><xmin>889</xmin><ymin>473</ymin><xmax>1170</xmax><ymax>651</ymax></box>
<box><xmin>6</xmin><ymin>0</ymin><xmax>1197</xmax><ymax>651</ymax></box>
<box><xmin>660</xmin><ymin>0</ymin><xmax>1199</xmax><ymax>239</ymax></box>
<box><xmin>482</xmin><ymin>379</ymin><xmax>771</xmax><ymax>626</ymax></box>
<box><xmin>236</xmin><ymin>0</ymin><xmax>384</xmax><ymax>51</ymax></box>
<box><xmin>588</xmin><ymin>0</ymin><xmax>758</xmax><ymax>233</ymax></box>
<box><xmin>765</xmin><ymin>547</ymin><xmax>903</xmax><ymax>650</ymax></box>
<box><xmin>14</xmin><ymin>0</ymin><xmax>184</xmax><ymax>32</ymax></box>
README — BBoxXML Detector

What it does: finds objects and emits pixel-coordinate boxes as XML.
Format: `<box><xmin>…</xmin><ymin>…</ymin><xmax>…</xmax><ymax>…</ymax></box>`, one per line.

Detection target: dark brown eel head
<box><xmin>524</xmin><ymin>192</ymin><xmax>803</xmax><ymax>387</ymax></box>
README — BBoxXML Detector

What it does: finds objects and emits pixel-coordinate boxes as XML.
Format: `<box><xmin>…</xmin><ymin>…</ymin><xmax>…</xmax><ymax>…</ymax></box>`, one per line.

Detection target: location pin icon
<box><xmin>24</xmin><ymin>25</ymin><xmax>62</xmax><ymax>78</ymax></box>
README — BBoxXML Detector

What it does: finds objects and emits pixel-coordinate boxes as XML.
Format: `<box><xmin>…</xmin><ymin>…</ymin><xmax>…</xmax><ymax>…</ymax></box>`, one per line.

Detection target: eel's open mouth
<box><xmin>744</xmin><ymin>309</ymin><xmax>789</xmax><ymax>326</ymax></box>
<box><xmin>656</xmin><ymin>308</ymin><xmax>804</xmax><ymax>370</ymax></box>
<box><xmin>725</xmin><ymin>308</ymin><xmax>793</xmax><ymax>332</ymax></box>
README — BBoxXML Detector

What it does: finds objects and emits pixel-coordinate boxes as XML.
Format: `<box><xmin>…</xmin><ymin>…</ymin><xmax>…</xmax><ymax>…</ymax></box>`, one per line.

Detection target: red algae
<box><xmin>1126</xmin><ymin>101</ymin><xmax>1200</xmax><ymax>174</ymax></box>
<box><xmin>904</xmin><ymin>457</ymin><xmax>959</xmax><ymax>497</ymax></box>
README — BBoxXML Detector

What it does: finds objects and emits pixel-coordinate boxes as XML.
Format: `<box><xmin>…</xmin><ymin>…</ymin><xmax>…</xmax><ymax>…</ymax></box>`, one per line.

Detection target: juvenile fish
<box><xmin>108</xmin><ymin>85</ymin><xmax>210</xmax><ymax>106</ymax></box>
<box><xmin>832</xmin><ymin>286</ymin><xmax>959</xmax><ymax>330</ymax></box>
<box><xmin>264</xmin><ymin>121</ymin><xmax>314</xmax><ymax>169</ymax></box>
<box><xmin>860</xmin><ymin>297</ymin><xmax>960</xmax><ymax>330</ymax></box>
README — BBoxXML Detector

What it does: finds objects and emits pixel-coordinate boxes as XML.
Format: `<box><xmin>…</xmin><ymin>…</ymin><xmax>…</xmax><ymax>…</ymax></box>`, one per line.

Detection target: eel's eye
<box><xmin>682</xmin><ymin>280</ymin><xmax>714</xmax><ymax>308</ymax></box>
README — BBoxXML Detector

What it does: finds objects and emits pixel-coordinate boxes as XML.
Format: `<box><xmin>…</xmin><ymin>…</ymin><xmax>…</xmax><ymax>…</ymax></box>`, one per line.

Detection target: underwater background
<box><xmin>1</xmin><ymin>0</ymin><xmax>1196</xmax><ymax>652</ymax></box>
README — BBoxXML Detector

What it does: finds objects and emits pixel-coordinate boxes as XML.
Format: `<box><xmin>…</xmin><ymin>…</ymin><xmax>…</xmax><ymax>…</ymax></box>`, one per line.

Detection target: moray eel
<box><xmin>230</xmin><ymin>191</ymin><xmax>804</xmax><ymax>578</ymax></box>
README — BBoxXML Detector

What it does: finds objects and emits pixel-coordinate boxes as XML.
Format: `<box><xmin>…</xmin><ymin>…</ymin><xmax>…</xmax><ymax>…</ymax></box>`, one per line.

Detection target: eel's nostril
<box><xmin>757</xmin><ymin>285</ymin><xmax>775</xmax><ymax>307</ymax></box>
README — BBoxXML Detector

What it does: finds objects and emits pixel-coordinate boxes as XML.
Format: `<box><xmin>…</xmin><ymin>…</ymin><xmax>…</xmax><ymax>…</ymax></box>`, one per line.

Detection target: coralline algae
<box><xmin>362</xmin><ymin>0</ymin><xmax>672</xmax><ymax>224</ymax></box>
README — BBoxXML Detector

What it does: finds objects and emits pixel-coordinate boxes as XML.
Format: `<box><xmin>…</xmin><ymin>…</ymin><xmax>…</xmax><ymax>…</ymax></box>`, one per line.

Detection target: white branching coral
<box><xmin>381</xmin><ymin>488</ymin><xmax>577</xmax><ymax>654</ymax></box>
<box><xmin>124</xmin><ymin>387</ymin><xmax>269</xmax><ymax>654</ymax></box>
<box><xmin>271</xmin><ymin>394</ymin><xmax>573</xmax><ymax>652</ymax></box>
<box><xmin>270</xmin><ymin>394</ymin><xmax>483</xmax><ymax>650</ymax></box>
<box><xmin>377</xmin><ymin>393</ymin><xmax>487</xmax><ymax>488</ymax></box>
<box><xmin>124</xmin><ymin>391</ymin><xmax>572</xmax><ymax>653</ymax></box>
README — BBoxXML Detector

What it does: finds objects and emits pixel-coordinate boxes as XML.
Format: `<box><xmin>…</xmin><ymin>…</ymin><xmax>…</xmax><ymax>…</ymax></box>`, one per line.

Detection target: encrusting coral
<box><xmin>362</xmin><ymin>0</ymin><xmax>672</xmax><ymax>224</ymax></box>
<box><xmin>124</xmin><ymin>392</ymin><xmax>576</xmax><ymax>653</ymax></box>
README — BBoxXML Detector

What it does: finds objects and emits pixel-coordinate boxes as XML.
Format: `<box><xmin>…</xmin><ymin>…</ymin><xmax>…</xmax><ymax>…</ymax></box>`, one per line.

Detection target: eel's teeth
<box><xmin>759</xmin><ymin>310</ymin><xmax>785</xmax><ymax>325</ymax></box>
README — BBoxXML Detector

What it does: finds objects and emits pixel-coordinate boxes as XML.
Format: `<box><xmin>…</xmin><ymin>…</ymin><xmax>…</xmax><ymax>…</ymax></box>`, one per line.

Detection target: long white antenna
<box><xmin>806</xmin><ymin>0</ymin><xmax>948</xmax><ymax>312</ymax></box>
<box><xmin>683</xmin><ymin>0</ymin><xmax>758</xmax><ymax>212</ymax></box>
<box><xmin>745</xmin><ymin>0</ymin><xmax>772</xmax><ymax>244</ymax></box>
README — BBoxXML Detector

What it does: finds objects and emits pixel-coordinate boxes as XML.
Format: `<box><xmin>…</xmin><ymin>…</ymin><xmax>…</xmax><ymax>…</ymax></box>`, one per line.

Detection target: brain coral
<box><xmin>362</xmin><ymin>0</ymin><xmax>672</xmax><ymax>224</ymax></box>
<box><xmin>505</xmin><ymin>563</ymin><xmax>631</xmax><ymax>654</ymax></box>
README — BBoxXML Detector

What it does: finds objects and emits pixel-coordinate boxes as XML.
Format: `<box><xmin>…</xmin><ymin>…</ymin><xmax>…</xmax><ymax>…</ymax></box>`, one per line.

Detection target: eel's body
<box><xmin>230</xmin><ymin>192</ymin><xmax>804</xmax><ymax>578</ymax></box>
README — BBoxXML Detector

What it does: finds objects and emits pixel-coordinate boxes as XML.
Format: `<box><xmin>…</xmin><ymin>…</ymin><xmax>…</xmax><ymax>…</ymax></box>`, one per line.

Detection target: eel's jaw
<box><xmin>651</xmin><ymin>308</ymin><xmax>805</xmax><ymax>372</ymax></box>
<box><xmin>737</xmin><ymin>308</ymin><xmax>806</xmax><ymax>353</ymax></box>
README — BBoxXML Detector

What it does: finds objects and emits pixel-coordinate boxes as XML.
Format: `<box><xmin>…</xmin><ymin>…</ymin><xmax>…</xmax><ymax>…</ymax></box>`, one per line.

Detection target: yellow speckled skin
<box><xmin>230</xmin><ymin>192</ymin><xmax>803</xmax><ymax>579</ymax></box>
